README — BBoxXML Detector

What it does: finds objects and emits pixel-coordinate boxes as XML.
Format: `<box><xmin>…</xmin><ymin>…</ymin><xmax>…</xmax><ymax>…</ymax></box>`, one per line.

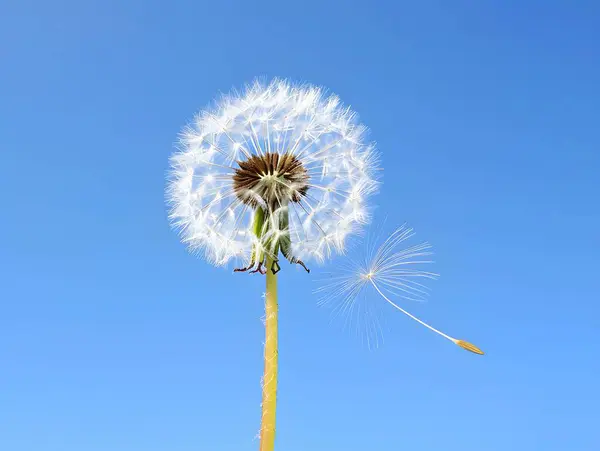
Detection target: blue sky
<box><xmin>1</xmin><ymin>1</ymin><xmax>599</xmax><ymax>450</ymax></box>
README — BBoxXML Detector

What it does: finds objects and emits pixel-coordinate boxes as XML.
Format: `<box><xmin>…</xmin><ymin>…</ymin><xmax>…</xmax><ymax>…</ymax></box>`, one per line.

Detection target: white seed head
<box><xmin>166</xmin><ymin>78</ymin><xmax>380</xmax><ymax>267</ymax></box>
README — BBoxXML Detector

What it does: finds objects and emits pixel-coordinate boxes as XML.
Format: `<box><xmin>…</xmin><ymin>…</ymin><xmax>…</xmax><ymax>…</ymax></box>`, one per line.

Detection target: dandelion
<box><xmin>166</xmin><ymin>79</ymin><xmax>379</xmax><ymax>451</ymax></box>
<box><xmin>316</xmin><ymin>225</ymin><xmax>484</xmax><ymax>355</ymax></box>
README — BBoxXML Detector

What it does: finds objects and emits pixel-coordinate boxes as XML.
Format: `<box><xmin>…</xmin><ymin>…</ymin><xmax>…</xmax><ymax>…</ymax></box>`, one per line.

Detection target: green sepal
<box><xmin>252</xmin><ymin>207</ymin><xmax>266</xmax><ymax>264</ymax></box>
<box><xmin>278</xmin><ymin>207</ymin><xmax>293</xmax><ymax>261</ymax></box>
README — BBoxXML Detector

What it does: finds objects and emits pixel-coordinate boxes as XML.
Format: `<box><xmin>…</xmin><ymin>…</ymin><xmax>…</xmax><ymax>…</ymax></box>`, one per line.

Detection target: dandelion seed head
<box><xmin>166</xmin><ymin>78</ymin><xmax>380</xmax><ymax>267</ymax></box>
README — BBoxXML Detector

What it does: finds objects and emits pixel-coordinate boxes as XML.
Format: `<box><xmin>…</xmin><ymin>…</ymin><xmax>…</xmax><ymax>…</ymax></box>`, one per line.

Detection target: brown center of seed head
<box><xmin>232</xmin><ymin>152</ymin><xmax>310</xmax><ymax>210</ymax></box>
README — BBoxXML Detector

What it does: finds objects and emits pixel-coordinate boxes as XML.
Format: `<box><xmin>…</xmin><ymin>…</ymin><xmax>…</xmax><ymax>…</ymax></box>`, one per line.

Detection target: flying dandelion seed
<box><xmin>165</xmin><ymin>78</ymin><xmax>380</xmax><ymax>451</ymax></box>
<box><xmin>316</xmin><ymin>225</ymin><xmax>484</xmax><ymax>355</ymax></box>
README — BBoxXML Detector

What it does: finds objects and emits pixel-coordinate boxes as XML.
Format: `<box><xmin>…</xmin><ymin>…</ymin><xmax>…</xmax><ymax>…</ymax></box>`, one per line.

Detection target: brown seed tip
<box><xmin>456</xmin><ymin>340</ymin><xmax>484</xmax><ymax>355</ymax></box>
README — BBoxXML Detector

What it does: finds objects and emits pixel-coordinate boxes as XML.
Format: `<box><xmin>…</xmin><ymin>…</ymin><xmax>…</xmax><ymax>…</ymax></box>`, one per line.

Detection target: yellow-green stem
<box><xmin>260</xmin><ymin>256</ymin><xmax>278</xmax><ymax>451</ymax></box>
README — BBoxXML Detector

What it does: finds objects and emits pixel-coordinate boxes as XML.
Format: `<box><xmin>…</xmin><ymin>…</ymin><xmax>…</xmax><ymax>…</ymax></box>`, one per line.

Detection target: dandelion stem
<box><xmin>260</xmin><ymin>256</ymin><xmax>279</xmax><ymax>451</ymax></box>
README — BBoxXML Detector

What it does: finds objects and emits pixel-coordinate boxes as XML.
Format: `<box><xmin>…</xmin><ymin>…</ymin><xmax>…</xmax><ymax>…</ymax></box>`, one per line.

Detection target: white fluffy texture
<box><xmin>166</xmin><ymin>79</ymin><xmax>380</xmax><ymax>267</ymax></box>
<box><xmin>315</xmin><ymin>225</ymin><xmax>438</xmax><ymax>349</ymax></box>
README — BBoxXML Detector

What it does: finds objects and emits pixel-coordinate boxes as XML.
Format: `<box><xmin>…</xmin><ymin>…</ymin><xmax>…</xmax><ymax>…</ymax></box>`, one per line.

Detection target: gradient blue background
<box><xmin>1</xmin><ymin>1</ymin><xmax>599</xmax><ymax>450</ymax></box>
